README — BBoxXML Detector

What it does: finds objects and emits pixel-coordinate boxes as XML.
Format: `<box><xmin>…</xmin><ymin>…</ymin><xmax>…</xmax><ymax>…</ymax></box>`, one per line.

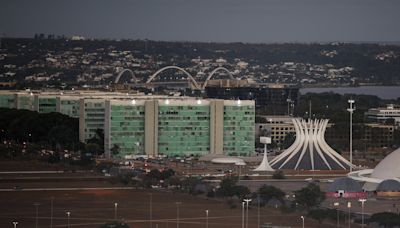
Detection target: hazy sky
<box><xmin>1</xmin><ymin>0</ymin><xmax>399</xmax><ymax>43</ymax></box>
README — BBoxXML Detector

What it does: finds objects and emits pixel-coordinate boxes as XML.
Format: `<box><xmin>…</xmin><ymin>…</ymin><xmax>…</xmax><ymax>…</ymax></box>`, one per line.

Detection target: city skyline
<box><xmin>0</xmin><ymin>0</ymin><xmax>400</xmax><ymax>43</ymax></box>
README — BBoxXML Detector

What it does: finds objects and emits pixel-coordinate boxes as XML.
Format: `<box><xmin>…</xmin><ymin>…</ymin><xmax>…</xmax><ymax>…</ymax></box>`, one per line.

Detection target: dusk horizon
<box><xmin>1</xmin><ymin>0</ymin><xmax>400</xmax><ymax>43</ymax></box>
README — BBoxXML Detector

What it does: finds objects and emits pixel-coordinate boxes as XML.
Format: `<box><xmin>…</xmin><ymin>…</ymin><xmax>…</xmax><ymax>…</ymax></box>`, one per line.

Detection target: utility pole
<box><xmin>347</xmin><ymin>99</ymin><xmax>355</xmax><ymax>172</ymax></box>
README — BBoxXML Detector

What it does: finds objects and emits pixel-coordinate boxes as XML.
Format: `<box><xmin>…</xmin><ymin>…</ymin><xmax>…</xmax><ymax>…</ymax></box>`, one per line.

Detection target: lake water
<box><xmin>300</xmin><ymin>86</ymin><xmax>400</xmax><ymax>100</ymax></box>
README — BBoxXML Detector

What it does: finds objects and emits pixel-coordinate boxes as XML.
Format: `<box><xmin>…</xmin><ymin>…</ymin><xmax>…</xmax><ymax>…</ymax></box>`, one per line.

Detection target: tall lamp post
<box><xmin>242</xmin><ymin>202</ymin><xmax>245</xmax><ymax>228</ymax></box>
<box><xmin>334</xmin><ymin>202</ymin><xmax>340</xmax><ymax>228</ymax></box>
<box><xmin>347</xmin><ymin>202</ymin><xmax>352</xmax><ymax>228</ymax></box>
<box><xmin>300</xmin><ymin>216</ymin><xmax>305</xmax><ymax>228</ymax></box>
<box><xmin>205</xmin><ymin>210</ymin><xmax>209</xmax><ymax>228</ymax></box>
<box><xmin>50</xmin><ymin>197</ymin><xmax>54</xmax><ymax>228</ymax></box>
<box><xmin>359</xmin><ymin>199</ymin><xmax>367</xmax><ymax>228</ymax></box>
<box><xmin>347</xmin><ymin>99</ymin><xmax>355</xmax><ymax>172</ymax></box>
<box><xmin>12</xmin><ymin>221</ymin><xmax>18</xmax><ymax>228</ymax></box>
<box><xmin>243</xmin><ymin>199</ymin><xmax>252</xmax><ymax>228</ymax></box>
<box><xmin>175</xmin><ymin>202</ymin><xmax>181</xmax><ymax>228</ymax></box>
<box><xmin>114</xmin><ymin>202</ymin><xmax>118</xmax><ymax>220</ymax></box>
<box><xmin>66</xmin><ymin>211</ymin><xmax>71</xmax><ymax>228</ymax></box>
<box><xmin>34</xmin><ymin>202</ymin><xmax>40</xmax><ymax>228</ymax></box>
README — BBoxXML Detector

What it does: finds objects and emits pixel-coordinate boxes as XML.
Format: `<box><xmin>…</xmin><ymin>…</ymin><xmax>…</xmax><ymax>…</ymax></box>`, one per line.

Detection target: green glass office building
<box><xmin>104</xmin><ymin>98</ymin><xmax>255</xmax><ymax>159</ymax></box>
<box><xmin>56</xmin><ymin>96</ymin><xmax>80</xmax><ymax>118</ymax></box>
<box><xmin>34</xmin><ymin>95</ymin><xmax>57</xmax><ymax>113</ymax></box>
<box><xmin>79</xmin><ymin>99</ymin><xmax>106</xmax><ymax>142</ymax></box>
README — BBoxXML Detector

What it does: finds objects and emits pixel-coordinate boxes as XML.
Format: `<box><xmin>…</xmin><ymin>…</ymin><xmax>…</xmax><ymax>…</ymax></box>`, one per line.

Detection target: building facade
<box><xmin>255</xmin><ymin>116</ymin><xmax>295</xmax><ymax>147</ymax></box>
<box><xmin>205</xmin><ymin>81</ymin><xmax>299</xmax><ymax>115</ymax></box>
<box><xmin>56</xmin><ymin>96</ymin><xmax>80</xmax><ymax>118</ymax></box>
<box><xmin>79</xmin><ymin>99</ymin><xmax>106</xmax><ymax>143</ymax></box>
<box><xmin>34</xmin><ymin>95</ymin><xmax>57</xmax><ymax>113</ymax></box>
<box><xmin>0</xmin><ymin>90</ymin><xmax>255</xmax><ymax>159</ymax></box>
<box><xmin>104</xmin><ymin>98</ymin><xmax>255</xmax><ymax>158</ymax></box>
<box><xmin>365</xmin><ymin>104</ymin><xmax>400</xmax><ymax>126</ymax></box>
<box><xmin>0</xmin><ymin>92</ymin><xmax>15</xmax><ymax>109</ymax></box>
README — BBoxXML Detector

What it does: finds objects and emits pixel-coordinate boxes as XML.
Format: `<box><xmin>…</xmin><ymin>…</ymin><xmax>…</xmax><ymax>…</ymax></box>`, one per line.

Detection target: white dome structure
<box><xmin>371</xmin><ymin>147</ymin><xmax>400</xmax><ymax>180</ymax></box>
<box><xmin>348</xmin><ymin>147</ymin><xmax>400</xmax><ymax>191</ymax></box>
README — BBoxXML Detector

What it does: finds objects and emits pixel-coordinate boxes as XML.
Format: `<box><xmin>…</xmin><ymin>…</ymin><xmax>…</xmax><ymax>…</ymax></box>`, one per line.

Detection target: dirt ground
<box><xmin>0</xmin><ymin>189</ymin><xmax>336</xmax><ymax>228</ymax></box>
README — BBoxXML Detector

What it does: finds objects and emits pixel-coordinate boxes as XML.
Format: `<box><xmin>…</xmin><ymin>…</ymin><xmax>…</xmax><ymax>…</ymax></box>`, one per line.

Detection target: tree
<box><xmin>165</xmin><ymin>175</ymin><xmax>181</xmax><ymax>188</ymax></box>
<box><xmin>110</xmin><ymin>144</ymin><xmax>120</xmax><ymax>156</ymax></box>
<box><xmin>161</xmin><ymin>168</ymin><xmax>175</xmax><ymax>180</ymax></box>
<box><xmin>87</xmin><ymin>128</ymin><xmax>104</xmax><ymax>154</ymax></box>
<box><xmin>148</xmin><ymin>169</ymin><xmax>162</xmax><ymax>181</ymax></box>
<box><xmin>86</xmin><ymin>143</ymin><xmax>101</xmax><ymax>156</ymax></box>
<box><xmin>294</xmin><ymin>183</ymin><xmax>325</xmax><ymax>210</ymax></box>
<box><xmin>272</xmin><ymin>170</ymin><xmax>286</xmax><ymax>179</ymax></box>
<box><xmin>181</xmin><ymin>176</ymin><xmax>201</xmax><ymax>194</ymax></box>
<box><xmin>369</xmin><ymin>212</ymin><xmax>400</xmax><ymax>228</ymax></box>
<box><xmin>234</xmin><ymin>185</ymin><xmax>251</xmax><ymax>200</ymax></box>
<box><xmin>257</xmin><ymin>185</ymin><xmax>285</xmax><ymax>205</ymax></box>
<box><xmin>217</xmin><ymin>176</ymin><xmax>238</xmax><ymax>197</ymax></box>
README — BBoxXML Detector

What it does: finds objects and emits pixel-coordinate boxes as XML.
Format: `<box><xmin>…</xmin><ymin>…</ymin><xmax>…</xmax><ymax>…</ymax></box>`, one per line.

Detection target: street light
<box><xmin>175</xmin><ymin>202</ymin><xmax>181</xmax><ymax>228</ymax></box>
<box><xmin>334</xmin><ymin>202</ymin><xmax>340</xmax><ymax>228</ymax></box>
<box><xmin>243</xmin><ymin>199</ymin><xmax>252</xmax><ymax>228</ymax></box>
<box><xmin>50</xmin><ymin>196</ymin><xmax>54</xmax><ymax>228</ymax></box>
<box><xmin>347</xmin><ymin>201</ymin><xmax>352</xmax><ymax>228</ymax></box>
<box><xmin>347</xmin><ymin>99</ymin><xmax>355</xmax><ymax>172</ymax></box>
<box><xmin>34</xmin><ymin>202</ymin><xmax>40</xmax><ymax>228</ymax></box>
<box><xmin>205</xmin><ymin>210</ymin><xmax>209</xmax><ymax>228</ymax></box>
<box><xmin>359</xmin><ymin>198</ymin><xmax>367</xmax><ymax>228</ymax></box>
<box><xmin>300</xmin><ymin>216</ymin><xmax>305</xmax><ymax>228</ymax></box>
<box><xmin>114</xmin><ymin>202</ymin><xmax>118</xmax><ymax>220</ymax></box>
<box><xmin>12</xmin><ymin>221</ymin><xmax>18</xmax><ymax>228</ymax></box>
<box><xmin>242</xmin><ymin>202</ymin><xmax>245</xmax><ymax>228</ymax></box>
<box><xmin>66</xmin><ymin>211</ymin><xmax>71</xmax><ymax>228</ymax></box>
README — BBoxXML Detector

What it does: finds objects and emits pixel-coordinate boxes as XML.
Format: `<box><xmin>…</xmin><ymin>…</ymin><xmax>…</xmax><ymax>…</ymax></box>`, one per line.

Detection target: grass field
<box><xmin>0</xmin><ymin>189</ymin><xmax>334</xmax><ymax>228</ymax></box>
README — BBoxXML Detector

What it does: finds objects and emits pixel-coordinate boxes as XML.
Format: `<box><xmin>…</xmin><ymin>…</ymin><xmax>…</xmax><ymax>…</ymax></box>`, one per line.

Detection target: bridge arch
<box><xmin>146</xmin><ymin>66</ymin><xmax>200</xmax><ymax>89</ymax></box>
<box><xmin>114</xmin><ymin>69</ymin><xmax>138</xmax><ymax>84</ymax></box>
<box><xmin>202</xmin><ymin>67</ymin><xmax>235</xmax><ymax>90</ymax></box>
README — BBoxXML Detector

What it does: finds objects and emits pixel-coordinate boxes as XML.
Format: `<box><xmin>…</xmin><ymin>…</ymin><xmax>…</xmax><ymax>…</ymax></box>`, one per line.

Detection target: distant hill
<box><xmin>0</xmin><ymin>37</ymin><xmax>399</xmax><ymax>87</ymax></box>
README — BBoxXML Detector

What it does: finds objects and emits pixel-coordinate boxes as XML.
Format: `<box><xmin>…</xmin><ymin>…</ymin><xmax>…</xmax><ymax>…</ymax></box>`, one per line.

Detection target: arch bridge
<box><xmin>115</xmin><ymin>66</ymin><xmax>237</xmax><ymax>90</ymax></box>
<box><xmin>114</xmin><ymin>69</ymin><xmax>138</xmax><ymax>84</ymax></box>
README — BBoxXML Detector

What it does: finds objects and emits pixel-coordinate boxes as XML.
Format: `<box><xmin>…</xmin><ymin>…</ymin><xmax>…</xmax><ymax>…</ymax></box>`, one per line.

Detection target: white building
<box><xmin>365</xmin><ymin>104</ymin><xmax>400</xmax><ymax>126</ymax></box>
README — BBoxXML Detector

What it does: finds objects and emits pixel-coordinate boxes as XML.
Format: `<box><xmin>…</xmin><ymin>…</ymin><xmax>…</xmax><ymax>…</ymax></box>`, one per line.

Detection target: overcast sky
<box><xmin>1</xmin><ymin>0</ymin><xmax>399</xmax><ymax>43</ymax></box>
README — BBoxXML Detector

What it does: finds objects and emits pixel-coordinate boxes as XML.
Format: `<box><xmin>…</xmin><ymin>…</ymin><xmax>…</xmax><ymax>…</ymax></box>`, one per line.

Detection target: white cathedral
<box><xmin>269</xmin><ymin>118</ymin><xmax>353</xmax><ymax>170</ymax></box>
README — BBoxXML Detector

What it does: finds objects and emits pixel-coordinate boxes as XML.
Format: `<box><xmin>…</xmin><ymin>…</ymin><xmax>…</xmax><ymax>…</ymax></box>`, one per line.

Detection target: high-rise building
<box><xmin>0</xmin><ymin>90</ymin><xmax>256</xmax><ymax>158</ymax></box>
<box><xmin>15</xmin><ymin>93</ymin><xmax>35</xmax><ymax>110</ymax></box>
<box><xmin>0</xmin><ymin>92</ymin><xmax>16</xmax><ymax>109</ymax></box>
<box><xmin>79</xmin><ymin>98</ymin><xmax>105</xmax><ymax>143</ymax></box>
<box><xmin>56</xmin><ymin>96</ymin><xmax>80</xmax><ymax>118</ymax></box>
<box><xmin>104</xmin><ymin>98</ymin><xmax>255</xmax><ymax>158</ymax></box>
<box><xmin>104</xmin><ymin>99</ymin><xmax>145</xmax><ymax>157</ymax></box>
<box><xmin>365</xmin><ymin>104</ymin><xmax>400</xmax><ymax>126</ymax></box>
<box><xmin>34</xmin><ymin>95</ymin><xmax>57</xmax><ymax>113</ymax></box>
<box><xmin>205</xmin><ymin>81</ymin><xmax>299</xmax><ymax>115</ymax></box>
